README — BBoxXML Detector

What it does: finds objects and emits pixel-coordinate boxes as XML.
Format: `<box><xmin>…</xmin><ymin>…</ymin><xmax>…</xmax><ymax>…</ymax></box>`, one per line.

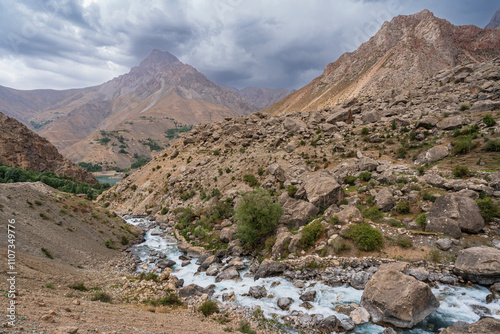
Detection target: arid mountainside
<box><xmin>0</xmin><ymin>50</ymin><xmax>263</xmax><ymax>170</ymax></box>
<box><xmin>0</xmin><ymin>112</ymin><xmax>96</xmax><ymax>183</ymax></box>
<box><xmin>485</xmin><ymin>9</ymin><xmax>500</xmax><ymax>29</ymax></box>
<box><xmin>238</xmin><ymin>87</ymin><xmax>294</xmax><ymax>110</ymax></box>
<box><xmin>265</xmin><ymin>9</ymin><xmax>500</xmax><ymax>114</ymax></box>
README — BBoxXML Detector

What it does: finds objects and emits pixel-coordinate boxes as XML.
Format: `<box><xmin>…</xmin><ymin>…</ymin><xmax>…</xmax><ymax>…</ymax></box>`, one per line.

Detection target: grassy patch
<box><xmin>345</xmin><ymin>223</ymin><xmax>383</xmax><ymax>251</ymax></box>
<box><xmin>198</xmin><ymin>300</ymin><xmax>219</xmax><ymax>317</ymax></box>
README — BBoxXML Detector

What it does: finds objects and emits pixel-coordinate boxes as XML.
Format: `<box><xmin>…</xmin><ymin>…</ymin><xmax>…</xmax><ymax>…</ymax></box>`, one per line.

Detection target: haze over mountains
<box><xmin>0</xmin><ymin>50</ymin><xmax>292</xmax><ymax>169</ymax></box>
<box><xmin>265</xmin><ymin>9</ymin><xmax>500</xmax><ymax>114</ymax></box>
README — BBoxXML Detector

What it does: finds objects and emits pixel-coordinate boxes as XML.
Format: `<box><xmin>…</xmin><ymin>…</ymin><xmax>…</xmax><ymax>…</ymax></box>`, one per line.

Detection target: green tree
<box><xmin>235</xmin><ymin>188</ymin><xmax>283</xmax><ymax>248</ymax></box>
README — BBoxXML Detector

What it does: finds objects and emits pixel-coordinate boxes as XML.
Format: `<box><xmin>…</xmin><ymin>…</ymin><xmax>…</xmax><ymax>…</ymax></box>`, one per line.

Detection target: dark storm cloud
<box><xmin>0</xmin><ymin>0</ymin><xmax>498</xmax><ymax>91</ymax></box>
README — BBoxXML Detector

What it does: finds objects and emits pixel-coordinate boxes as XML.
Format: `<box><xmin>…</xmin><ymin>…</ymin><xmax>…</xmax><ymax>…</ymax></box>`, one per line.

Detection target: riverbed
<box><xmin>125</xmin><ymin>217</ymin><xmax>500</xmax><ymax>333</ymax></box>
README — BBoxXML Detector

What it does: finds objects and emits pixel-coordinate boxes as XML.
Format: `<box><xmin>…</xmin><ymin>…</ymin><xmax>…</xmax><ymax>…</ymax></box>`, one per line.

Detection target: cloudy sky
<box><xmin>0</xmin><ymin>0</ymin><xmax>497</xmax><ymax>91</ymax></box>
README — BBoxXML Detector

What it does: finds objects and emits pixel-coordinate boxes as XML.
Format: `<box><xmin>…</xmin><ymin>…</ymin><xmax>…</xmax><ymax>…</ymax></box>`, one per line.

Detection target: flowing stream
<box><xmin>126</xmin><ymin>218</ymin><xmax>500</xmax><ymax>333</ymax></box>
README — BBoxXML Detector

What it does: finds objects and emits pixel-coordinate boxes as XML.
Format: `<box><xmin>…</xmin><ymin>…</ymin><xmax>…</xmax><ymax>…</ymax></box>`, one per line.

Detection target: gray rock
<box><xmin>272</xmin><ymin>228</ymin><xmax>293</xmax><ymax>259</ymax></box>
<box><xmin>178</xmin><ymin>284</ymin><xmax>213</xmax><ymax>298</ymax></box>
<box><xmin>339</xmin><ymin>319</ymin><xmax>356</xmax><ymax>332</ymax></box>
<box><xmin>303</xmin><ymin>173</ymin><xmax>344</xmax><ymax>208</ymax></box>
<box><xmin>254</xmin><ymin>260</ymin><xmax>286</xmax><ymax>280</ymax></box>
<box><xmin>436</xmin><ymin>116</ymin><xmax>468</xmax><ymax>130</ymax></box>
<box><xmin>334</xmin><ymin>205</ymin><xmax>363</xmax><ymax>224</ymax></box>
<box><xmin>440</xmin><ymin>317</ymin><xmax>500</xmax><ymax>334</ymax></box>
<box><xmin>361</xmin><ymin>264</ymin><xmax>440</xmax><ymax>328</ymax></box>
<box><xmin>283</xmin><ymin>117</ymin><xmax>307</xmax><ymax>133</ymax></box>
<box><xmin>215</xmin><ymin>267</ymin><xmax>240</xmax><ymax>283</ymax></box>
<box><xmin>349</xmin><ymin>307</ymin><xmax>370</xmax><ymax>324</ymax></box>
<box><xmin>436</xmin><ymin>238</ymin><xmax>453</xmax><ymax>251</ymax></box>
<box><xmin>359</xmin><ymin>157</ymin><xmax>379</xmax><ymax>172</ymax></box>
<box><xmin>279</xmin><ymin>193</ymin><xmax>319</xmax><ymax>228</ymax></box>
<box><xmin>383</xmin><ymin>328</ymin><xmax>398</xmax><ymax>334</ymax></box>
<box><xmin>350</xmin><ymin>271</ymin><xmax>372</xmax><ymax>290</ymax></box>
<box><xmin>375</xmin><ymin>188</ymin><xmax>394</xmax><ymax>212</ymax></box>
<box><xmin>453</xmin><ymin>246</ymin><xmax>500</xmax><ymax>285</ymax></box>
<box><xmin>415</xmin><ymin>145</ymin><xmax>449</xmax><ymax>165</ymax></box>
<box><xmin>317</xmin><ymin>315</ymin><xmax>339</xmax><ymax>333</ymax></box>
<box><xmin>362</xmin><ymin>110</ymin><xmax>382</xmax><ymax>123</ymax></box>
<box><xmin>277</xmin><ymin>297</ymin><xmax>294</xmax><ymax>310</ymax></box>
<box><xmin>219</xmin><ymin>225</ymin><xmax>238</xmax><ymax>243</ymax></box>
<box><xmin>426</xmin><ymin>193</ymin><xmax>485</xmax><ymax>238</ymax></box>
<box><xmin>407</xmin><ymin>267</ymin><xmax>429</xmax><ymax>281</ymax></box>
<box><xmin>268</xmin><ymin>163</ymin><xmax>287</xmax><ymax>182</ymax></box>
<box><xmin>248</xmin><ymin>285</ymin><xmax>267</xmax><ymax>299</ymax></box>
<box><xmin>157</xmin><ymin>259</ymin><xmax>176</xmax><ymax>269</ymax></box>
<box><xmin>300</xmin><ymin>290</ymin><xmax>317</xmax><ymax>302</ymax></box>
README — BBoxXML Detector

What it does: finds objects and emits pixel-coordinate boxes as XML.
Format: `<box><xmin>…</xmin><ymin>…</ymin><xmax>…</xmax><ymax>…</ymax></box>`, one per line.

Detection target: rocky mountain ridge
<box><xmin>0</xmin><ymin>112</ymin><xmax>96</xmax><ymax>183</ymax></box>
<box><xmin>265</xmin><ymin>9</ymin><xmax>500</xmax><ymax>114</ymax></box>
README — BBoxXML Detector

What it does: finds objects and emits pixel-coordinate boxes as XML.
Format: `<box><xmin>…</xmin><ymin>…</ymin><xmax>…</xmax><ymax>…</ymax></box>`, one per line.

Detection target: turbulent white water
<box><xmin>126</xmin><ymin>218</ymin><xmax>500</xmax><ymax>333</ymax></box>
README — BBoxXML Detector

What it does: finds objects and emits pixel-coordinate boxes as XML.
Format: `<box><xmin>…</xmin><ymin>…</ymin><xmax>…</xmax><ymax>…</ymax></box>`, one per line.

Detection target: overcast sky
<box><xmin>0</xmin><ymin>0</ymin><xmax>497</xmax><ymax>91</ymax></box>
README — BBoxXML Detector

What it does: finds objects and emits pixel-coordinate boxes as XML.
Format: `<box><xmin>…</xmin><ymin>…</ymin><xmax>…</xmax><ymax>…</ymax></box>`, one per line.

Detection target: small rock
<box><xmin>350</xmin><ymin>307</ymin><xmax>370</xmax><ymax>324</ymax></box>
<box><xmin>299</xmin><ymin>290</ymin><xmax>316</xmax><ymax>302</ymax></box>
<box><xmin>436</xmin><ymin>238</ymin><xmax>453</xmax><ymax>251</ymax></box>
<box><xmin>277</xmin><ymin>297</ymin><xmax>294</xmax><ymax>310</ymax></box>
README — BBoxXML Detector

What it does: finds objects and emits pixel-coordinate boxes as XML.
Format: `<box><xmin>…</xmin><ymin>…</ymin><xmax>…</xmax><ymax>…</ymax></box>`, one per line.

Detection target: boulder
<box><xmin>219</xmin><ymin>225</ymin><xmax>237</xmax><ymax>243</ymax></box>
<box><xmin>453</xmin><ymin>247</ymin><xmax>500</xmax><ymax>285</ymax></box>
<box><xmin>334</xmin><ymin>205</ymin><xmax>363</xmax><ymax>224</ymax></box>
<box><xmin>317</xmin><ymin>315</ymin><xmax>339</xmax><ymax>333</ymax></box>
<box><xmin>254</xmin><ymin>260</ymin><xmax>287</xmax><ymax>280</ymax></box>
<box><xmin>350</xmin><ymin>271</ymin><xmax>372</xmax><ymax>290</ymax></box>
<box><xmin>326</xmin><ymin>108</ymin><xmax>353</xmax><ymax>124</ymax></box>
<box><xmin>303</xmin><ymin>173</ymin><xmax>344</xmax><ymax>208</ymax></box>
<box><xmin>440</xmin><ymin>317</ymin><xmax>500</xmax><ymax>334</ymax></box>
<box><xmin>277</xmin><ymin>297</ymin><xmax>294</xmax><ymax>310</ymax></box>
<box><xmin>470</xmin><ymin>100</ymin><xmax>500</xmax><ymax>113</ymax></box>
<box><xmin>415</xmin><ymin>145</ymin><xmax>449</xmax><ymax>165</ymax></box>
<box><xmin>178</xmin><ymin>284</ymin><xmax>213</xmax><ymax>298</ymax></box>
<box><xmin>215</xmin><ymin>267</ymin><xmax>240</xmax><ymax>283</ymax></box>
<box><xmin>272</xmin><ymin>227</ymin><xmax>293</xmax><ymax>259</ymax></box>
<box><xmin>350</xmin><ymin>307</ymin><xmax>370</xmax><ymax>324</ymax></box>
<box><xmin>436</xmin><ymin>116</ymin><xmax>468</xmax><ymax>130</ymax></box>
<box><xmin>360</xmin><ymin>265</ymin><xmax>440</xmax><ymax>328</ymax></box>
<box><xmin>157</xmin><ymin>259</ymin><xmax>176</xmax><ymax>269</ymax></box>
<box><xmin>279</xmin><ymin>194</ymin><xmax>319</xmax><ymax>228</ymax></box>
<box><xmin>268</xmin><ymin>163</ymin><xmax>287</xmax><ymax>182</ymax></box>
<box><xmin>339</xmin><ymin>319</ymin><xmax>356</xmax><ymax>332</ymax></box>
<box><xmin>359</xmin><ymin>157</ymin><xmax>379</xmax><ymax>172</ymax></box>
<box><xmin>178</xmin><ymin>243</ymin><xmax>206</xmax><ymax>258</ymax></box>
<box><xmin>283</xmin><ymin>117</ymin><xmax>307</xmax><ymax>132</ymax></box>
<box><xmin>375</xmin><ymin>188</ymin><xmax>394</xmax><ymax>212</ymax></box>
<box><xmin>416</xmin><ymin>117</ymin><xmax>438</xmax><ymax>129</ymax></box>
<box><xmin>362</xmin><ymin>110</ymin><xmax>382</xmax><ymax>123</ymax></box>
<box><xmin>248</xmin><ymin>286</ymin><xmax>267</xmax><ymax>299</ymax></box>
<box><xmin>436</xmin><ymin>238</ymin><xmax>453</xmax><ymax>251</ymax></box>
<box><xmin>300</xmin><ymin>290</ymin><xmax>317</xmax><ymax>302</ymax></box>
<box><xmin>425</xmin><ymin>193</ymin><xmax>485</xmax><ymax>238</ymax></box>
<box><xmin>407</xmin><ymin>267</ymin><xmax>429</xmax><ymax>281</ymax></box>
<box><xmin>198</xmin><ymin>255</ymin><xmax>219</xmax><ymax>272</ymax></box>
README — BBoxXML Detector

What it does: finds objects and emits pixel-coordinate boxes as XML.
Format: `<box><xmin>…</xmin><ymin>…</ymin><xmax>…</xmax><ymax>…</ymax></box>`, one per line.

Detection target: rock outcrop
<box><xmin>361</xmin><ymin>265</ymin><xmax>439</xmax><ymax>328</ymax></box>
<box><xmin>453</xmin><ymin>247</ymin><xmax>500</xmax><ymax>285</ymax></box>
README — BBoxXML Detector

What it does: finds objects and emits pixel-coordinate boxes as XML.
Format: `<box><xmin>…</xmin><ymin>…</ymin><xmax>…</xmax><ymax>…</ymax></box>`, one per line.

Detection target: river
<box><xmin>125</xmin><ymin>217</ymin><xmax>500</xmax><ymax>333</ymax></box>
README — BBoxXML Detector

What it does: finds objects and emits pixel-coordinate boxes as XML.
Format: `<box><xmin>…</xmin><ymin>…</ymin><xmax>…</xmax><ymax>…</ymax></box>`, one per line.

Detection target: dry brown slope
<box><xmin>0</xmin><ymin>112</ymin><xmax>96</xmax><ymax>184</ymax></box>
<box><xmin>265</xmin><ymin>9</ymin><xmax>500</xmax><ymax>114</ymax></box>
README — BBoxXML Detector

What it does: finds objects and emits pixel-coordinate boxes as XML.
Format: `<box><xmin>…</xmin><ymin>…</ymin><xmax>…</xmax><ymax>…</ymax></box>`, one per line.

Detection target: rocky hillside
<box><xmin>265</xmin><ymin>9</ymin><xmax>500</xmax><ymax>114</ymax></box>
<box><xmin>485</xmin><ymin>9</ymin><xmax>500</xmax><ymax>29</ymax></box>
<box><xmin>98</xmin><ymin>58</ymin><xmax>500</xmax><ymax>267</ymax></box>
<box><xmin>0</xmin><ymin>112</ymin><xmax>96</xmax><ymax>184</ymax></box>
<box><xmin>238</xmin><ymin>87</ymin><xmax>294</xmax><ymax>110</ymax></box>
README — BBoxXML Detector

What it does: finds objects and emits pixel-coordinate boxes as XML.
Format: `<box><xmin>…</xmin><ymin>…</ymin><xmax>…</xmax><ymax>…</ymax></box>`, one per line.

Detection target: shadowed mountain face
<box><xmin>485</xmin><ymin>9</ymin><xmax>500</xmax><ymax>29</ymax></box>
<box><xmin>0</xmin><ymin>112</ymin><xmax>96</xmax><ymax>183</ymax></box>
<box><xmin>265</xmin><ymin>9</ymin><xmax>500</xmax><ymax>114</ymax></box>
<box><xmin>0</xmin><ymin>50</ymin><xmax>264</xmax><ymax>169</ymax></box>
<box><xmin>238</xmin><ymin>87</ymin><xmax>294</xmax><ymax>110</ymax></box>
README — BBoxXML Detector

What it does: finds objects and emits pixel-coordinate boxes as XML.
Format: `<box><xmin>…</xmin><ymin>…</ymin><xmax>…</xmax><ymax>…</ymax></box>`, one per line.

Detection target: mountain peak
<box><xmin>485</xmin><ymin>9</ymin><xmax>500</xmax><ymax>29</ymax></box>
<box><xmin>139</xmin><ymin>49</ymin><xmax>180</xmax><ymax>69</ymax></box>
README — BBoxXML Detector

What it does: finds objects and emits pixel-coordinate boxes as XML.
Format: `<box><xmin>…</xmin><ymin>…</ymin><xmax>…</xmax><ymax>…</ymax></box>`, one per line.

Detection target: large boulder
<box><xmin>248</xmin><ymin>286</ymin><xmax>267</xmax><ymax>299</ymax></box>
<box><xmin>375</xmin><ymin>188</ymin><xmax>394</xmax><ymax>212</ymax></box>
<box><xmin>436</xmin><ymin>116</ymin><xmax>468</xmax><ymax>130</ymax></box>
<box><xmin>334</xmin><ymin>205</ymin><xmax>363</xmax><ymax>224</ymax></box>
<box><xmin>277</xmin><ymin>297</ymin><xmax>294</xmax><ymax>310</ymax></box>
<box><xmin>317</xmin><ymin>315</ymin><xmax>340</xmax><ymax>333</ymax></box>
<box><xmin>440</xmin><ymin>317</ymin><xmax>500</xmax><ymax>334</ymax></box>
<box><xmin>268</xmin><ymin>163</ymin><xmax>287</xmax><ymax>182</ymax></box>
<box><xmin>360</xmin><ymin>265</ymin><xmax>440</xmax><ymax>328</ymax></box>
<box><xmin>283</xmin><ymin>117</ymin><xmax>307</xmax><ymax>133</ymax></box>
<box><xmin>271</xmin><ymin>227</ymin><xmax>292</xmax><ymax>259</ymax></box>
<box><xmin>453</xmin><ymin>247</ymin><xmax>500</xmax><ymax>285</ymax></box>
<box><xmin>178</xmin><ymin>284</ymin><xmax>214</xmax><ymax>298</ymax></box>
<box><xmin>219</xmin><ymin>225</ymin><xmax>238</xmax><ymax>243</ymax></box>
<box><xmin>178</xmin><ymin>243</ymin><xmax>206</xmax><ymax>258</ymax></box>
<box><xmin>362</xmin><ymin>110</ymin><xmax>382</xmax><ymax>123</ymax></box>
<box><xmin>254</xmin><ymin>260</ymin><xmax>287</xmax><ymax>280</ymax></box>
<box><xmin>303</xmin><ymin>172</ymin><xmax>344</xmax><ymax>208</ymax></box>
<box><xmin>425</xmin><ymin>193</ymin><xmax>485</xmax><ymax>238</ymax></box>
<box><xmin>279</xmin><ymin>193</ymin><xmax>319</xmax><ymax>227</ymax></box>
<box><xmin>415</xmin><ymin>145</ymin><xmax>449</xmax><ymax>165</ymax></box>
<box><xmin>215</xmin><ymin>267</ymin><xmax>240</xmax><ymax>283</ymax></box>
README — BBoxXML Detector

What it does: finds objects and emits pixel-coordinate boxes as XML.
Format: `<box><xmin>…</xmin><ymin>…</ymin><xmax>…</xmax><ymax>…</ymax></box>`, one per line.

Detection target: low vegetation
<box><xmin>345</xmin><ymin>223</ymin><xmax>384</xmax><ymax>251</ymax></box>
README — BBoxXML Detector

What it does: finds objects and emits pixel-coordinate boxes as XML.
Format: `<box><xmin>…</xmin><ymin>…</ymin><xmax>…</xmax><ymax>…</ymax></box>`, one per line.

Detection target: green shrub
<box><xmin>120</xmin><ymin>236</ymin><xmax>129</xmax><ymax>245</ymax></box>
<box><xmin>396</xmin><ymin>146</ymin><xmax>407</xmax><ymax>159</ymax></box>
<box><xmin>415</xmin><ymin>213</ymin><xmax>427</xmax><ymax>229</ymax></box>
<box><xmin>452</xmin><ymin>136</ymin><xmax>476</xmax><ymax>155</ymax></box>
<box><xmin>476</xmin><ymin>196</ymin><xmax>500</xmax><ymax>222</ymax></box>
<box><xmin>332</xmin><ymin>238</ymin><xmax>351</xmax><ymax>254</ymax></box>
<box><xmin>70</xmin><ymin>282</ymin><xmax>88</xmax><ymax>291</ymax></box>
<box><xmin>459</xmin><ymin>104</ymin><xmax>470</xmax><ymax>111</ymax></box>
<box><xmin>395</xmin><ymin>201</ymin><xmax>410</xmax><ymax>214</ymax></box>
<box><xmin>257</xmin><ymin>167</ymin><xmax>264</xmax><ymax>176</ymax></box>
<box><xmin>422</xmin><ymin>192</ymin><xmax>436</xmax><ymax>202</ymax></box>
<box><xmin>345</xmin><ymin>223</ymin><xmax>384</xmax><ymax>251</ymax></box>
<box><xmin>41</xmin><ymin>247</ymin><xmax>53</xmax><ymax>259</ymax></box>
<box><xmin>139</xmin><ymin>272</ymin><xmax>159</xmax><ymax>282</ymax></box>
<box><xmin>91</xmin><ymin>292</ymin><xmax>112</xmax><ymax>303</ymax></box>
<box><xmin>145</xmin><ymin>290</ymin><xmax>182</xmax><ymax>306</ymax></box>
<box><xmin>452</xmin><ymin>165</ymin><xmax>470</xmax><ymax>178</ymax></box>
<box><xmin>361</xmin><ymin>127</ymin><xmax>369</xmax><ymax>135</ymax></box>
<box><xmin>160</xmin><ymin>207</ymin><xmax>169</xmax><ymax>215</ymax></box>
<box><xmin>243</xmin><ymin>174</ymin><xmax>258</xmax><ymax>187</ymax></box>
<box><xmin>198</xmin><ymin>300</ymin><xmax>219</xmax><ymax>317</ymax></box>
<box><xmin>344</xmin><ymin>175</ymin><xmax>357</xmax><ymax>185</ymax></box>
<box><xmin>363</xmin><ymin>206</ymin><xmax>383</xmax><ymax>222</ymax></box>
<box><xmin>359</xmin><ymin>171</ymin><xmax>372</xmax><ymax>181</ymax></box>
<box><xmin>105</xmin><ymin>239</ymin><xmax>117</xmax><ymax>249</ymax></box>
<box><xmin>397</xmin><ymin>235</ymin><xmax>412</xmax><ymax>248</ymax></box>
<box><xmin>287</xmin><ymin>185</ymin><xmax>298</xmax><ymax>198</ymax></box>
<box><xmin>483</xmin><ymin>140</ymin><xmax>500</xmax><ymax>152</ymax></box>
<box><xmin>300</xmin><ymin>220</ymin><xmax>324</xmax><ymax>249</ymax></box>
<box><xmin>483</xmin><ymin>114</ymin><xmax>496</xmax><ymax>127</ymax></box>
<box><xmin>235</xmin><ymin>188</ymin><xmax>283</xmax><ymax>248</ymax></box>
<box><xmin>237</xmin><ymin>320</ymin><xmax>256</xmax><ymax>334</ymax></box>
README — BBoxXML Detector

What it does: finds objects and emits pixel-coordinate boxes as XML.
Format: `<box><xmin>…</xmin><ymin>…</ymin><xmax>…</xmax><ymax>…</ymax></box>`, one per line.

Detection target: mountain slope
<box><xmin>238</xmin><ymin>87</ymin><xmax>294</xmax><ymax>110</ymax></box>
<box><xmin>0</xmin><ymin>50</ymin><xmax>262</xmax><ymax>169</ymax></box>
<box><xmin>485</xmin><ymin>9</ymin><xmax>500</xmax><ymax>29</ymax></box>
<box><xmin>265</xmin><ymin>9</ymin><xmax>500</xmax><ymax>114</ymax></box>
<box><xmin>0</xmin><ymin>112</ymin><xmax>96</xmax><ymax>183</ymax></box>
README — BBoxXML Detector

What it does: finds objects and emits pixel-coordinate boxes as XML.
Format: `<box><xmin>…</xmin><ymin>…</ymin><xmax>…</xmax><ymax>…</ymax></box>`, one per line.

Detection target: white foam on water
<box><xmin>126</xmin><ymin>218</ymin><xmax>500</xmax><ymax>333</ymax></box>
